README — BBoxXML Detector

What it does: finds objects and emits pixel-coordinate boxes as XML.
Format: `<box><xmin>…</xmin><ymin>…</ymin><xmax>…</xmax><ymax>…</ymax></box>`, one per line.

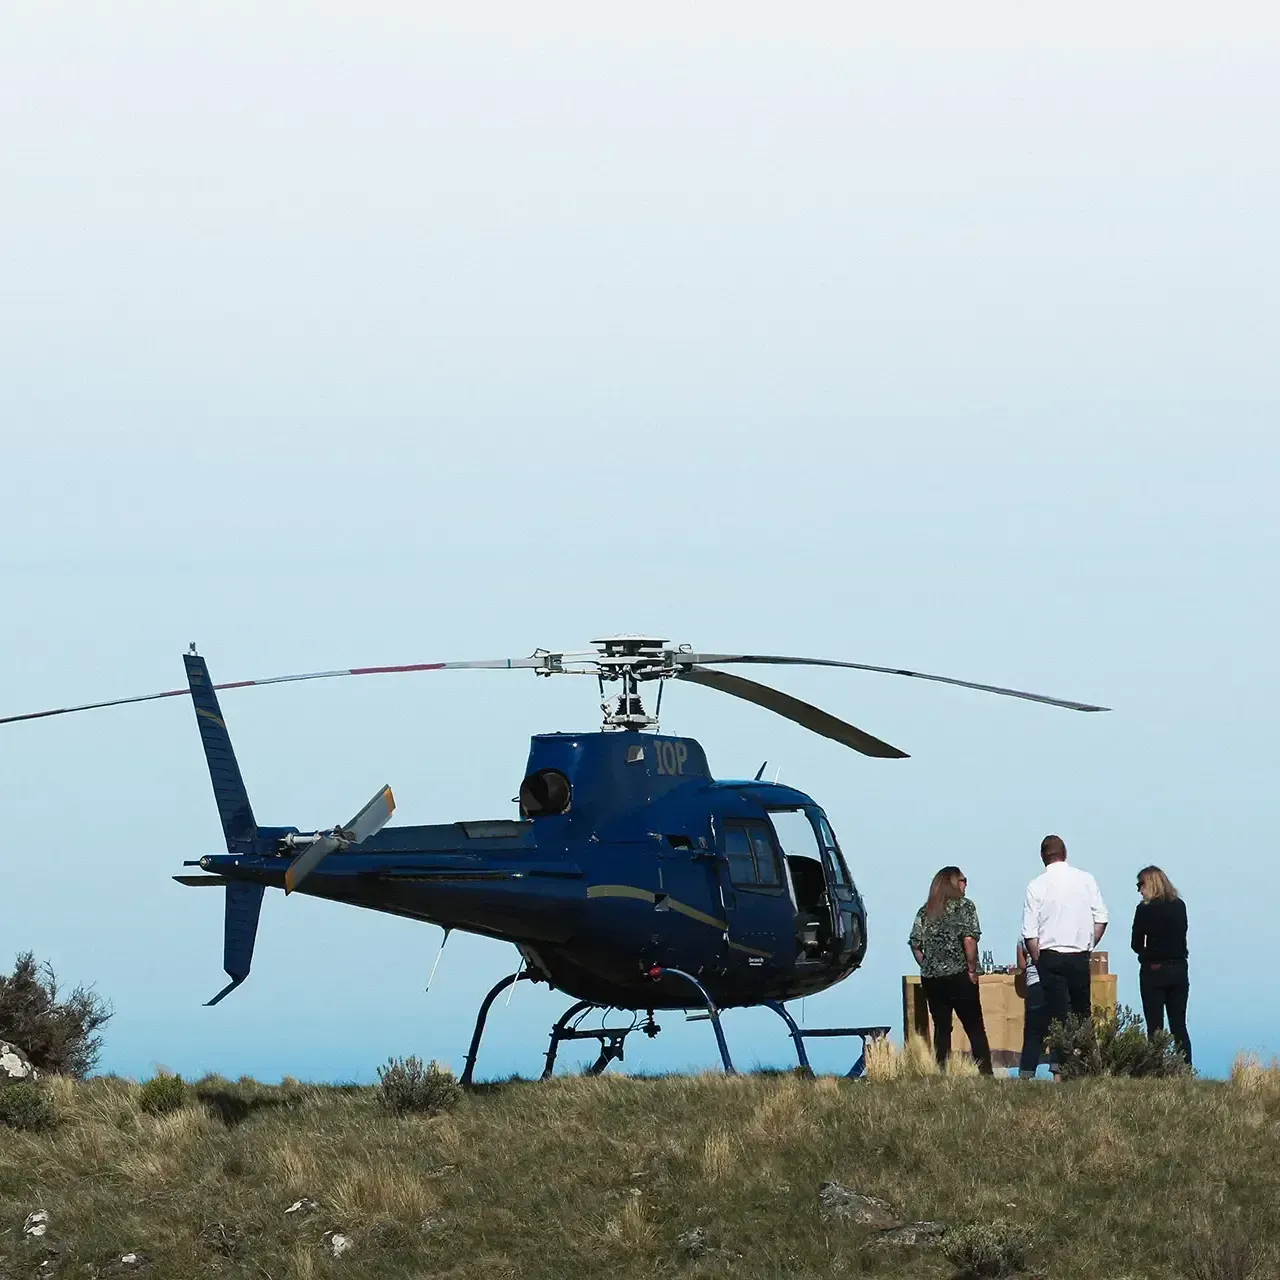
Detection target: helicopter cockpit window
<box><xmin>724</xmin><ymin>821</ymin><xmax>781</xmax><ymax>887</ymax></box>
<box><xmin>816</xmin><ymin>814</ymin><xmax>852</xmax><ymax>891</ymax></box>
<box><xmin>519</xmin><ymin>769</ymin><xmax>572</xmax><ymax>817</ymax></box>
<box><xmin>724</xmin><ymin>826</ymin><xmax>756</xmax><ymax>884</ymax></box>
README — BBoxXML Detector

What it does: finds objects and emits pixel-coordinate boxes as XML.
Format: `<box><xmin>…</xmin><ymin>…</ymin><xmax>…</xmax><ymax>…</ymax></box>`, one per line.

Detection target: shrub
<box><xmin>942</xmin><ymin>1222</ymin><xmax>1033</xmax><ymax>1278</ymax></box>
<box><xmin>0</xmin><ymin>1081</ymin><xmax>57</xmax><ymax>1131</ymax></box>
<box><xmin>0</xmin><ymin>952</ymin><xmax>112</xmax><ymax>1077</ymax></box>
<box><xmin>139</xmin><ymin>1072</ymin><xmax>187</xmax><ymax>1116</ymax></box>
<box><xmin>376</xmin><ymin>1056</ymin><xmax>462</xmax><ymax>1116</ymax></box>
<box><xmin>1046</xmin><ymin>1005</ymin><xmax>1191</xmax><ymax>1080</ymax></box>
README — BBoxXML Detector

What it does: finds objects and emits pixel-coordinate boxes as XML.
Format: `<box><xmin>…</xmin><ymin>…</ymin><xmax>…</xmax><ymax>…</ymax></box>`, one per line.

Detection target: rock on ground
<box><xmin>872</xmin><ymin>1221</ymin><xmax>948</xmax><ymax>1247</ymax></box>
<box><xmin>0</xmin><ymin>1043</ymin><xmax>38</xmax><ymax>1085</ymax></box>
<box><xmin>676</xmin><ymin>1227</ymin><xmax>713</xmax><ymax>1259</ymax></box>
<box><xmin>23</xmin><ymin>1211</ymin><xmax>50</xmax><ymax>1239</ymax></box>
<box><xmin>817</xmin><ymin>1183</ymin><xmax>903</xmax><ymax>1229</ymax></box>
<box><xmin>323</xmin><ymin>1231</ymin><xmax>353</xmax><ymax>1259</ymax></box>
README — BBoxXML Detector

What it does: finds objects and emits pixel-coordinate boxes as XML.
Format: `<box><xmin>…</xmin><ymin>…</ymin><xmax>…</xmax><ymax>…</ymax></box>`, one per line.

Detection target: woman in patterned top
<box><xmin>909</xmin><ymin>866</ymin><xmax>993</xmax><ymax>1074</ymax></box>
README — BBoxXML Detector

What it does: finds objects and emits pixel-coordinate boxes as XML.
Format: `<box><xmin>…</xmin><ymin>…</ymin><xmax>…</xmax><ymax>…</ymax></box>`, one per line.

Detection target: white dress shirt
<box><xmin>1021</xmin><ymin>860</ymin><xmax>1109</xmax><ymax>954</ymax></box>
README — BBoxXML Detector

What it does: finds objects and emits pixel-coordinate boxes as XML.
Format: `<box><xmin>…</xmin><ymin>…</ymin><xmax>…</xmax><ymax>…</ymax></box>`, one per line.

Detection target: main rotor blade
<box><xmin>0</xmin><ymin>656</ymin><xmax>553</xmax><ymax>726</ymax></box>
<box><xmin>676</xmin><ymin>667</ymin><xmax>909</xmax><ymax>759</ymax></box>
<box><xmin>680</xmin><ymin>653</ymin><xmax>1109</xmax><ymax>713</ymax></box>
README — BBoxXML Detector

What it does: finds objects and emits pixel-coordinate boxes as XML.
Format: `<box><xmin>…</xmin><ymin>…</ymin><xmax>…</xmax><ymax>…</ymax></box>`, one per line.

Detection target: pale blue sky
<box><xmin>2</xmin><ymin>4</ymin><xmax>1277</xmax><ymax>1081</ymax></box>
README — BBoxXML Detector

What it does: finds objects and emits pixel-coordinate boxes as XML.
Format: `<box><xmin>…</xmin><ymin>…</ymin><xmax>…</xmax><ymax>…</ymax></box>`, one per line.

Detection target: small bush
<box><xmin>0</xmin><ymin>1081</ymin><xmax>57</xmax><ymax>1131</ymax></box>
<box><xmin>139</xmin><ymin>1073</ymin><xmax>186</xmax><ymax>1116</ymax></box>
<box><xmin>376</xmin><ymin>1056</ymin><xmax>462</xmax><ymax>1116</ymax></box>
<box><xmin>1046</xmin><ymin>1005</ymin><xmax>1192</xmax><ymax>1080</ymax></box>
<box><xmin>942</xmin><ymin>1222</ymin><xmax>1033</xmax><ymax>1278</ymax></box>
<box><xmin>0</xmin><ymin>951</ymin><xmax>112</xmax><ymax>1077</ymax></box>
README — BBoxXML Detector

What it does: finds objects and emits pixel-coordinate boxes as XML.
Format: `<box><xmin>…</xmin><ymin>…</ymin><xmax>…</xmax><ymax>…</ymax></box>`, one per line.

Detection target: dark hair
<box><xmin>924</xmin><ymin>866</ymin><xmax>965</xmax><ymax>919</ymax></box>
<box><xmin>1040</xmin><ymin>834</ymin><xmax>1067</xmax><ymax>861</ymax></box>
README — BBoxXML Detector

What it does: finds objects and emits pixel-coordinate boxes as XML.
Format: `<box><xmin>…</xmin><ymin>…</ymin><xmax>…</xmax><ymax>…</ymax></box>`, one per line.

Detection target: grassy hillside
<box><xmin>2</xmin><ymin>1061</ymin><xmax>1279</xmax><ymax>1279</ymax></box>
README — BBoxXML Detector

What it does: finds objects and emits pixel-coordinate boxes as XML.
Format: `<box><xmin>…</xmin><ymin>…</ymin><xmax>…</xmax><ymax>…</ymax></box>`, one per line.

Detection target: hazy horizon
<box><xmin>2</xmin><ymin>3</ymin><xmax>1277</xmax><ymax>1081</ymax></box>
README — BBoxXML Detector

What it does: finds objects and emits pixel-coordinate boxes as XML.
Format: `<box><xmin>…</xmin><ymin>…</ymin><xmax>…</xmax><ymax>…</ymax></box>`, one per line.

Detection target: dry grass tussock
<box><xmin>1230</xmin><ymin>1051</ymin><xmax>1280</xmax><ymax>1100</ymax></box>
<box><xmin>864</xmin><ymin>1033</ymin><xmax>982</xmax><ymax>1079</ymax></box>
<box><xmin>1</xmin><ymin>1067</ymin><xmax>1278</xmax><ymax>1279</ymax></box>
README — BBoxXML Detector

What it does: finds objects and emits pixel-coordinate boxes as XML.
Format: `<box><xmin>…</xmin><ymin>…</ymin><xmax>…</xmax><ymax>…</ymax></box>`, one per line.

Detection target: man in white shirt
<box><xmin>1021</xmin><ymin>834</ymin><xmax>1108</xmax><ymax>1071</ymax></box>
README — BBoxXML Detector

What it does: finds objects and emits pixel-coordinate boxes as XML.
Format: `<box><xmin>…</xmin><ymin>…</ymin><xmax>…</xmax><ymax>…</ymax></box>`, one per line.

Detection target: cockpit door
<box><xmin>810</xmin><ymin>809</ymin><xmax>862</xmax><ymax>965</ymax></box>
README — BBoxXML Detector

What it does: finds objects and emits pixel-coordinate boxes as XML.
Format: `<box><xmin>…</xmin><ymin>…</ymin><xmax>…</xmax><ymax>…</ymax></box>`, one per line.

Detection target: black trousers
<box><xmin>921</xmin><ymin>971</ymin><xmax>993</xmax><ymax>1075</ymax></box>
<box><xmin>1037</xmin><ymin>950</ymin><xmax>1092</xmax><ymax>1025</ymax></box>
<box><xmin>1140</xmin><ymin>960</ymin><xmax>1192</xmax><ymax>1066</ymax></box>
<box><xmin>1027</xmin><ymin>950</ymin><xmax>1092</xmax><ymax>1071</ymax></box>
<box><xmin>1019</xmin><ymin>980</ymin><xmax>1050</xmax><ymax>1077</ymax></box>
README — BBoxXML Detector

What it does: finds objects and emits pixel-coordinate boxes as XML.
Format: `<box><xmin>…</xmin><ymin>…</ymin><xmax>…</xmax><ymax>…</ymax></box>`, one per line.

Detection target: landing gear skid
<box><xmin>458</xmin><ymin>965</ymin><xmax>738</xmax><ymax>1087</ymax></box>
<box><xmin>763</xmin><ymin>1000</ymin><xmax>891</xmax><ymax>1078</ymax></box>
<box><xmin>541</xmin><ymin>1001</ymin><xmax>661</xmax><ymax>1079</ymax></box>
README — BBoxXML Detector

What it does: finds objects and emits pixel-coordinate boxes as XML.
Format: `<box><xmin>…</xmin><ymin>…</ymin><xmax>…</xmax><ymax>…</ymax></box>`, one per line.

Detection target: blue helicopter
<box><xmin>2</xmin><ymin>635</ymin><xmax>1107</xmax><ymax>1081</ymax></box>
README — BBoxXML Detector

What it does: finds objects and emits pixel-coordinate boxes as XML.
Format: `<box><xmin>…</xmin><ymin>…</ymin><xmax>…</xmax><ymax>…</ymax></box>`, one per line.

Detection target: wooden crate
<box><xmin>902</xmin><ymin>969</ymin><xmax>1118</xmax><ymax>1069</ymax></box>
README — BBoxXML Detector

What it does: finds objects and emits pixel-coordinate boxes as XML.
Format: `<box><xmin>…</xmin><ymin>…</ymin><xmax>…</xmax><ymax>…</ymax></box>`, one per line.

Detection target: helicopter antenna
<box><xmin>425</xmin><ymin>926</ymin><xmax>451</xmax><ymax>996</ymax></box>
<box><xmin>753</xmin><ymin>761</ymin><xmax>768</xmax><ymax>781</ymax></box>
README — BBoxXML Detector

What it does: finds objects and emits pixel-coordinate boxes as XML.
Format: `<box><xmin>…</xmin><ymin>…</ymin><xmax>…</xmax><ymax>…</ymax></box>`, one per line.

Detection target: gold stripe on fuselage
<box><xmin>585</xmin><ymin>884</ymin><xmax>772</xmax><ymax>958</ymax></box>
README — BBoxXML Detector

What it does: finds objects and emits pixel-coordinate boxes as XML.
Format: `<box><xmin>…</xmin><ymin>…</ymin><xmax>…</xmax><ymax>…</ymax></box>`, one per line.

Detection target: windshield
<box><xmin>814</xmin><ymin>811</ymin><xmax>853</xmax><ymax>892</ymax></box>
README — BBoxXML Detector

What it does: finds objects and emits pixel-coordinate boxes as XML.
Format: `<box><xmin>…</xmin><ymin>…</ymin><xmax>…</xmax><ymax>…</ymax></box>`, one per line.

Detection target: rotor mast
<box><xmin>592</xmin><ymin>635</ymin><xmax>673</xmax><ymax>732</ymax></box>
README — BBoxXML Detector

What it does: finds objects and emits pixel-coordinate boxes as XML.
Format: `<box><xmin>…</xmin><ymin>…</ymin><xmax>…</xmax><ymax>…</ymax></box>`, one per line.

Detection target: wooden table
<box><xmin>902</xmin><ymin>968</ymin><xmax>1118</xmax><ymax>1069</ymax></box>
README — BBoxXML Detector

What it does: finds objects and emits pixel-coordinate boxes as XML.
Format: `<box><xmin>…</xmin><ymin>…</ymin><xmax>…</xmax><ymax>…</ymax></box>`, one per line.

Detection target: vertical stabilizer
<box><xmin>184</xmin><ymin>652</ymin><xmax>257</xmax><ymax>853</ymax></box>
<box><xmin>205</xmin><ymin>880</ymin><xmax>265</xmax><ymax>1005</ymax></box>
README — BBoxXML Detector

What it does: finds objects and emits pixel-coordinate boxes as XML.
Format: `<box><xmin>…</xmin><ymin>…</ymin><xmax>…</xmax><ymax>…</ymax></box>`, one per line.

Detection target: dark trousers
<box><xmin>1037</xmin><ymin>949</ymin><xmax>1092</xmax><ymax>1025</ymax></box>
<box><xmin>1140</xmin><ymin>960</ymin><xmax>1192</xmax><ymax>1066</ymax></box>
<box><xmin>1019</xmin><ymin>980</ymin><xmax>1050</xmax><ymax>1077</ymax></box>
<box><xmin>1028</xmin><ymin>950</ymin><xmax>1092</xmax><ymax>1072</ymax></box>
<box><xmin>921</xmin><ymin>971</ymin><xmax>993</xmax><ymax>1075</ymax></box>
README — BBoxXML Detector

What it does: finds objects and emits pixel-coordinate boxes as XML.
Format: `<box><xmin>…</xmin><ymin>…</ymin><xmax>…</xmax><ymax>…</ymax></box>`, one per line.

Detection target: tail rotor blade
<box><xmin>676</xmin><ymin>667</ymin><xmax>909</xmax><ymax>759</ymax></box>
<box><xmin>284</xmin><ymin>785</ymin><xmax>396</xmax><ymax>895</ymax></box>
<box><xmin>344</xmin><ymin>785</ymin><xmax>395</xmax><ymax>844</ymax></box>
<box><xmin>283</xmin><ymin>834</ymin><xmax>340</xmax><ymax>896</ymax></box>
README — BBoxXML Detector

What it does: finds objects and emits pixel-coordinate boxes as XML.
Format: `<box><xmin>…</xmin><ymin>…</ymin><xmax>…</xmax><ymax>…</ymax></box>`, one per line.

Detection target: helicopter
<box><xmin>2</xmin><ymin>635</ymin><xmax>1108</xmax><ymax>1082</ymax></box>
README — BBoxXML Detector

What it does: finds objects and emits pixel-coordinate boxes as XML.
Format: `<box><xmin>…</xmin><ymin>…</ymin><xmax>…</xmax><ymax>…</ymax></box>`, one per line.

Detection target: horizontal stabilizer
<box><xmin>174</xmin><ymin>875</ymin><xmax>230</xmax><ymax>887</ymax></box>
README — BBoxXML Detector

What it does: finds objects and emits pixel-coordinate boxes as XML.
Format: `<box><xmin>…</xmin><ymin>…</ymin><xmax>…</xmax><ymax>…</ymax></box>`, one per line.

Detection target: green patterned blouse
<box><xmin>909</xmin><ymin>897</ymin><xmax>982</xmax><ymax>979</ymax></box>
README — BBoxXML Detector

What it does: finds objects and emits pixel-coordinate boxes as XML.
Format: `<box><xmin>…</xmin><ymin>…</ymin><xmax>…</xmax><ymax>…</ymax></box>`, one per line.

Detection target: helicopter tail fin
<box><xmin>206</xmin><ymin>880</ymin><xmax>266</xmax><ymax>1005</ymax></box>
<box><xmin>184</xmin><ymin>651</ymin><xmax>259</xmax><ymax>854</ymax></box>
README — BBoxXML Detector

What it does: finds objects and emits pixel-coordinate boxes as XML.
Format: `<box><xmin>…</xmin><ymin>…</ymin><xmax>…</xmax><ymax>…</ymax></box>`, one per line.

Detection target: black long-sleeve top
<box><xmin>1130</xmin><ymin>897</ymin><xmax>1188</xmax><ymax>964</ymax></box>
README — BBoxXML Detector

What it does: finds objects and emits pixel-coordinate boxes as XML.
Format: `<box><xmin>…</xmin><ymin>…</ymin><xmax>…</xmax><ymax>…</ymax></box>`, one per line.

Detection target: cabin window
<box><xmin>724</xmin><ymin>820</ymin><xmax>782</xmax><ymax>887</ymax></box>
<box><xmin>724</xmin><ymin>826</ymin><xmax>756</xmax><ymax>884</ymax></box>
<box><xmin>748</xmin><ymin>826</ymin><xmax>781</xmax><ymax>886</ymax></box>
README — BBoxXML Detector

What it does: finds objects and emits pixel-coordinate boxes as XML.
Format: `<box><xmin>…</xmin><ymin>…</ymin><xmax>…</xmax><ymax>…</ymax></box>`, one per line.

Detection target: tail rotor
<box><xmin>282</xmin><ymin>785</ymin><xmax>396</xmax><ymax>895</ymax></box>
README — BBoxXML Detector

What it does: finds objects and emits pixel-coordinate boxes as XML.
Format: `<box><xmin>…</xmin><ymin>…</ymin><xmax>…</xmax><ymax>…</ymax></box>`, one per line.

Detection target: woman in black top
<box><xmin>1131</xmin><ymin>865</ymin><xmax>1191</xmax><ymax>1065</ymax></box>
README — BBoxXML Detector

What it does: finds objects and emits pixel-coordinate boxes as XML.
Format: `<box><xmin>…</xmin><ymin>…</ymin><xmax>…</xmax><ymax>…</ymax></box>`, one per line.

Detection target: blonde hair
<box><xmin>1138</xmin><ymin>865</ymin><xmax>1178</xmax><ymax>902</ymax></box>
